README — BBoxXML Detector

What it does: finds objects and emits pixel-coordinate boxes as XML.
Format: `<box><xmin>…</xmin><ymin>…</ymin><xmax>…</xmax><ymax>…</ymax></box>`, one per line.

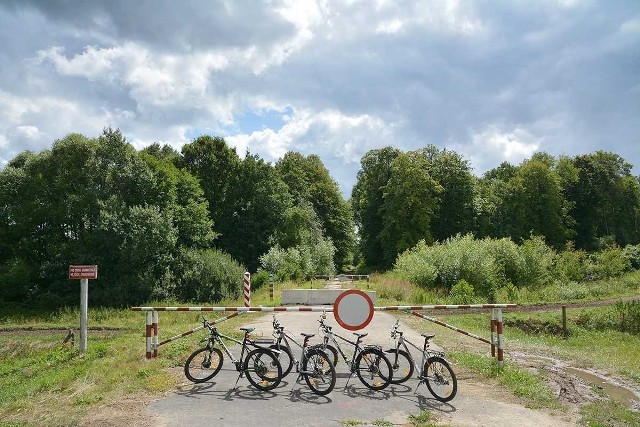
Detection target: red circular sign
<box><xmin>333</xmin><ymin>289</ymin><xmax>374</xmax><ymax>331</ymax></box>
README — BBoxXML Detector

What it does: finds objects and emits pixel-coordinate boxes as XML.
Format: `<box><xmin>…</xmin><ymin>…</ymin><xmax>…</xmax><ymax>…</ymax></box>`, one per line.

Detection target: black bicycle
<box><xmin>269</xmin><ymin>315</ymin><xmax>336</xmax><ymax>395</ymax></box>
<box><xmin>315</xmin><ymin>312</ymin><xmax>393</xmax><ymax>391</ymax></box>
<box><xmin>384</xmin><ymin>320</ymin><xmax>457</xmax><ymax>402</ymax></box>
<box><xmin>184</xmin><ymin>317</ymin><xmax>283</xmax><ymax>391</ymax></box>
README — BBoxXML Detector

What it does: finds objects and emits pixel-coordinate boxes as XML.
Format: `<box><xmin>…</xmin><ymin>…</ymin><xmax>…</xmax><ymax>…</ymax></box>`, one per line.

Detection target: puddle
<box><xmin>565</xmin><ymin>367</ymin><xmax>640</xmax><ymax>407</ymax></box>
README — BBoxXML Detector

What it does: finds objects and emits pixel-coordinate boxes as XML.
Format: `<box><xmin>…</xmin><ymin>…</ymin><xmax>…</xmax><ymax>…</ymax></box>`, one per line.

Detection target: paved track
<box><xmin>149</xmin><ymin>311</ymin><xmax>574</xmax><ymax>427</ymax></box>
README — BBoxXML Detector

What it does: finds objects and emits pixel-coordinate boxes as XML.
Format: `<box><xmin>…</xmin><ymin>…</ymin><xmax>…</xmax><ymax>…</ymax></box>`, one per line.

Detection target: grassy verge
<box><xmin>579</xmin><ymin>400</ymin><xmax>640</xmax><ymax>426</ymax></box>
<box><xmin>0</xmin><ymin>304</ymin><xmax>259</xmax><ymax>427</ymax></box>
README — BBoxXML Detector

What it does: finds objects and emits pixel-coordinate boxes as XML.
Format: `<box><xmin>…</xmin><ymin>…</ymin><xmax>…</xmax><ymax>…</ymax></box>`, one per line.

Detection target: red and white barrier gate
<box><xmin>134</xmin><ymin>302</ymin><xmax>515</xmax><ymax>366</ymax></box>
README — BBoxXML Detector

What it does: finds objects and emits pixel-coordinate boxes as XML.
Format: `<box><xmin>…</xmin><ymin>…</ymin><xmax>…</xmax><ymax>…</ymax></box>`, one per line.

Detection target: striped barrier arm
<box><xmin>131</xmin><ymin>303</ymin><xmax>516</xmax><ymax>312</ymax></box>
<box><xmin>157</xmin><ymin>311</ymin><xmax>243</xmax><ymax>347</ymax></box>
<box><xmin>410</xmin><ymin>311</ymin><xmax>492</xmax><ymax>344</ymax></box>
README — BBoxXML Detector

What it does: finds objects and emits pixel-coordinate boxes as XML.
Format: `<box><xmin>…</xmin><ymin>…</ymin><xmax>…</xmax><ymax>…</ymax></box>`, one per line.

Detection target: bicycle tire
<box><xmin>355</xmin><ymin>347</ymin><xmax>392</xmax><ymax>391</ymax></box>
<box><xmin>184</xmin><ymin>347</ymin><xmax>223</xmax><ymax>383</ymax></box>
<box><xmin>269</xmin><ymin>344</ymin><xmax>294</xmax><ymax>377</ymax></box>
<box><xmin>301</xmin><ymin>348</ymin><xmax>336</xmax><ymax>395</ymax></box>
<box><xmin>424</xmin><ymin>356</ymin><xmax>457</xmax><ymax>402</ymax></box>
<box><xmin>312</xmin><ymin>343</ymin><xmax>338</xmax><ymax>366</ymax></box>
<box><xmin>385</xmin><ymin>349</ymin><xmax>414</xmax><ymax>384</ymax></box>
<box><xmin>244</xmin><ymin>348</ymin><xmax>282</xmax><ymax>391</ymax></box>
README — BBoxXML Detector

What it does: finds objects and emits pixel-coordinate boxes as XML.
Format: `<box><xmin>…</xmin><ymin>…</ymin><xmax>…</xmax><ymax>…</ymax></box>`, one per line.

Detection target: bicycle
<box><xmin>315</xmin><ymin>312</ymin><xmax>393</xmax><ymax>391</ymax></box>
<box><xmin>269</xmin><ymin>315</ymin><xmax>336</xmax><ymax>395</ymax></box>
<box><xmin>384</xmin><ymin>320</ymin><xmax>457</xmax><ymax>402</ymax></box>
<box><xmin>184</xmin><ymin>317</ymin><xmax>283</xmax><ymax>391</ymax></box>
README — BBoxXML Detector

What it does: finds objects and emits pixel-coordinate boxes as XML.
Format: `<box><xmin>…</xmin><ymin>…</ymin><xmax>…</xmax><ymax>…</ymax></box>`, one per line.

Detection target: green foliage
<box><xmin>623</xmin><ymin>244</ymin><xmax>640</xmax><ymax>269</ymax></box>
<box><xmin>395</xmin><ymin>234</ymin><xmax>557</xmax><ymax>299</ymax></box>
<box><xmin>379</xmin><ymin>151</ymin><xmax>443</xmax><ymax>267</ymax></box>
<box><xmin>585</xmin><ymin>246</ymin><xmax>630</xmax><ymax>280</ymax></box>
<box><xmin>449</xmin><ymin>280</ymin><xmax>476</xmax><ymax>304</ymax></box>
<box><xmin>276</xmin><ymin>152</ymin><xmax>354</xmax><ymax>269</ymax></box>
<box><xmin>259</xmin><ymin>239</ymin><xmax>336</xmax><ymax>281</ymax></box>
<box><xmin>177</xmin><ymin>248</ymin><xmax>245</xmax><ymax>302</ymax></box>
<box><xmin>575</xmin><ymin>301</ymin><xmax>640</xmax><ymax>335</ymax></box>
<box><xmin>518</xmin><ymin>235</ymin><xmax>555</xmax><ymax>287</ymax></box>
<box><xmin>0</xmin><ymin>259</ymin><xmax>31</xmax><ymax>302</ymax></box>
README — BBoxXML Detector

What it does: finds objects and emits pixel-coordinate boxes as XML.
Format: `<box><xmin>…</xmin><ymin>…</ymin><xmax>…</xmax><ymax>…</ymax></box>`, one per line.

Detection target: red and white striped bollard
<box><xmin>243</xmin><ymin>272</ymin><xmax>251</xmax><ymax>307</ymax></box>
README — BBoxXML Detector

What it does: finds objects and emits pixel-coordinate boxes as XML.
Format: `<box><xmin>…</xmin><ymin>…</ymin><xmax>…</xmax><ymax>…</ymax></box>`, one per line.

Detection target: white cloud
<box><xmin>226</xmin><ymin>108</ymin><xmax>391</xmax><ymax>164</ymax></box>
<box><xmin>450</xmin><ymin>126</ymin><xmax>541</xmax><ymax>175</ymax></box>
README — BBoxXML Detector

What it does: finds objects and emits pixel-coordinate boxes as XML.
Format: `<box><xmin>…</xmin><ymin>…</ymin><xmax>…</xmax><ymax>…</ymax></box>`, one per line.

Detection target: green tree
<box><xmin>219</xmin><ymin>153</ymin><xmax>292</xmax><ymax>272</ymax></box>
<box><xmin>565</xmin><ymin>152</ymin><xmax>640</xmax><ymax>249</ymax></box>
<box><xmin>351</xmin><ymin>147</ymin><xmax>401</xmax><ymax>270</ymax></box>
<box><xmin>276</xmin><ymin>152</ymin><xmax>354</xmax><ymax>269</ymax></box>
<box><xmin>379</xmin><ymin>152</ymin><xmax>443</xmax><ymax>267</ymax></box>
<box><xmin>417</xmin><ymin>146</ymin><xmax>475</xmax><ymax>241</ymax></box>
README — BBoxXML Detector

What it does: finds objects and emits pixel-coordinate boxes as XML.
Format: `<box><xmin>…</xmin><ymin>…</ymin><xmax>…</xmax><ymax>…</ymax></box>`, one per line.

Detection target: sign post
<box><xmin>69</xmin><ymin>265</ymin><xmax>97</xmax><ymax>353</ymax></box>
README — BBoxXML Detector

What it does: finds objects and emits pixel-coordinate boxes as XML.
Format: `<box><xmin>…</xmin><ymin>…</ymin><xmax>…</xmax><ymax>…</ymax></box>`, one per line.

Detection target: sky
<box><xmin>0</xmin><ymin>0</ymin><xmax>638</xmax><ymax>197</ymax></box>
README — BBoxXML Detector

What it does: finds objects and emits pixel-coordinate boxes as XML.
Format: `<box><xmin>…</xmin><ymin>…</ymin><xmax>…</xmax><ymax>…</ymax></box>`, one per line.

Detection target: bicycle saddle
<box><xmin>353</xmin><ymin>332</ymin><xmax>368</xmax><ymax>338</ymax></box>
<box><xmin>240</xmin><ymin>327</ymin><xmax>255</xmax><ymax>333</ymax></box>
<box><xmin>300</xmin><ymin>332</ymin><xmax>315</xmax><ymax>338</ymax></box>
<box><xmin>421</xmin><ymin>333</ymin><xmax>435</xmax><ymax>340</ymax></box>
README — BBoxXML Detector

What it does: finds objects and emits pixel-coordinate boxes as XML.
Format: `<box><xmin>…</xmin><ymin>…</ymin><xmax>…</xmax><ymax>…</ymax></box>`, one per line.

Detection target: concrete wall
<box><xmin>281</xmin><ymin>289</ymin><xmax>377</xmax><ymax>305</ymax></box>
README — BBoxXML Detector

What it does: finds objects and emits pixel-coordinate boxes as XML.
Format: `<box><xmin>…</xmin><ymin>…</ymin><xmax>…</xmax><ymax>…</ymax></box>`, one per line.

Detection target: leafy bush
<box><xmin>177</xmin><ymin>248</ymin><xmax>246</xmax><ymax>302</ymax></box>
<box><xmin>553</xmin><ymin>244</ymin><xmax>587</xmax><ymax>282</ymax></box>
<box><xmin>395</xmin><ymin>234</ymin><xmax>556</xmax><ymax>299</ymax></box>
<box><xmin>0</xmin><ymin>259</ymin><xmax>31</xmax><ymax>302</ymax></box>
<box><xmin>517</xmin><ymin>236</ymin><xmax>555</xmax><ymax>287</ymax></box>
<box><xmin>449</xmin><ymin>280</ymin><xmax>476</xmax><ymax>304</ymax></box>
<box><xmin>623</xmin><ymin>244</ymin><xmax>640</xmax><ymax>270</ymax></box>
<box><xmin>585</xmin><ymin>246</ymin><xmax>630</xmax><ymax>280</ymax></box>
<box><xmin>251</xmin><ymin>270</ymin><xmax>271</xmax><ymax>290</ymax></box>
<box><xmin>575</xmin><ymin>301</ymin><xmax>640</xmax><ymax>334</ymax></box>
<box><xmin>259</xmin><ymin>239</ymin><xmax>336</xmax><ymax>281</ymax></box>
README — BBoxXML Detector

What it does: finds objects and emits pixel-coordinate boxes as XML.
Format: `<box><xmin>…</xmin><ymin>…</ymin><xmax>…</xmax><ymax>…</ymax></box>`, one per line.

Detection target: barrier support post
<box><xmin>243</xmin><ymin>272</ymin><xmax>251</xmax><ymax>307</ymax></box>
<box><xmin>145</xmin><ymin>311</ymin><xmax>152</xmax><ymax>360</ymax></box>
<box><xmin>152</xmin><ymin>310</ymin><xmax>159</xmax><ymax>358</ymax></box>
<box><xmin>490</xmin><ymin>309</ymin><xmax>496</xmax><ymax>357</ymax></box>
<box><xmin>496</xmin><ymin>308</ymin><xmax>504</xmax><ymax>367</ymax></box>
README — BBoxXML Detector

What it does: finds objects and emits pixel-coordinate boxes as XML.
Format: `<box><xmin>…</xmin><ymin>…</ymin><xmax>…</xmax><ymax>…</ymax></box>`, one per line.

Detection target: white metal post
<box><xmin>80</xmin><ymin>278</ymin><xmax>88</xmax><ymax>353</ymax></box>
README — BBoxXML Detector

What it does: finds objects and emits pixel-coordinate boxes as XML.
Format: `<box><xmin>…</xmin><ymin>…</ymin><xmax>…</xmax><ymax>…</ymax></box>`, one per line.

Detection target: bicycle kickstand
<box><xmin>233</xmin><ymin>371</ymin><xmax>244</xmax><ymax>389</ymax></box>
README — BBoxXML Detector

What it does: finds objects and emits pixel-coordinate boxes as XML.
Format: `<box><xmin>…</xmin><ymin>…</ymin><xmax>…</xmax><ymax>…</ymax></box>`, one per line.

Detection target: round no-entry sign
<box><xmin>333</xmin><ymin>289</ymin><xmax>374</xmax><ymax>331</ymax></box>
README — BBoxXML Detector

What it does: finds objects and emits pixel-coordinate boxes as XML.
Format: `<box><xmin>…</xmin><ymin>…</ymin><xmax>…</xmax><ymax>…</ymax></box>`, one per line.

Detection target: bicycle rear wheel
<box><xmin>184</xmin><ymin>347</ymin><xmax>223</xmax><ymax>383</ymax></box>
<box><xmin>385</xmin><ymin>349</ymin><xmax>413</xmax><ymax>384</ymax></box>
<box><xmin>301</xmin><ymin>348</ymin><xmax>336</xmax><ymax>396</ymax></box>
<box><xmin>311</xmin><ymin>343</ymin><xmax>338</xmax><ymax>366</ymax></box>
<box><xmin>270</xmin><ymin>344</ymin><xmax>294</xmax><ymax>377</ymax></box>
<box><xmin>355</xmin><ymin>348</ymin><xmax>392</xmax><ymax>391</ymax></box>
<box><xmin>424</xmin><ymin>356</ymin><xmax>457</xmax><ymax>402</ymax></box>
<box><xmin>244</xmin><ymin>348</ymin><xmax>282</xmax><ymax>391</ymax></box>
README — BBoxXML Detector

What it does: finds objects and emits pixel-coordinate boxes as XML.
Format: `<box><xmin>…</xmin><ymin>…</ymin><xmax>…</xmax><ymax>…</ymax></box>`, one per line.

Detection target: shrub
<box><xmin>0</xmin><ymin>259</ymin><xmax>32</xmax><ymax>303</ymax></box>
<box><xmin>251</xmin><ymin>270</ymin><xmax>270</xmax><ymax>290</ymax></box>
<box><xmin>623</xmin><ymin>244</ymin><xmax>640</xmax><ymax>270</ymax></box>
<box><xmin>553</xmin><ymin>244</ymin><xmax>587</xmax><ymax>282</ymax></box>
<box><xmin>575</xmin><ymin>301</ymin><xmax>640</xmax><ymax>334</ymax></box>
<box><xmin>259</xmin><ymin>239</ymin><xmax>336</xmax><ymax>281</ymax></box>
<box><xmin>177</xmin><ymin>248</ymin><xmax>246</xmax><ymax>302</ymax></box>
<box><xmin>449</xmin><ymin>280</ymin><xmax>476</xmax><ymax>304</ymax></box>
<box><xmin>517</xmin><ymin>236</ymin><xmax>555</xmax><ymax>287</ymax></box>
<box><xmin>586</xmin><ymin>246</ymin><xmax>630</xmax><ymax>280</ymax></box>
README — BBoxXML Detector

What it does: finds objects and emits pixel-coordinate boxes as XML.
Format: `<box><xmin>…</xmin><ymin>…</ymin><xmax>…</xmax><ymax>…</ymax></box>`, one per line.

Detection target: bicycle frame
<box><xmin>390</xmin><ymin>322</ymin><xmax>448</xmax><ymax>379</ymax></box>
<box><xmin>206</xmin><ymin>324</ymin><xmax>277</xmax><ymax>371</ymax></box>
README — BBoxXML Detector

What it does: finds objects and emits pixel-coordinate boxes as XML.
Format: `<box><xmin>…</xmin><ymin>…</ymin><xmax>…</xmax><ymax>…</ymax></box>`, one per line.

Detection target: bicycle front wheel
<box><xmin>184</xmin><ymin>347</ymin><xmax>223</xmax><ymax>383</ymax></box>
<box><xmin>244</xmin><ymin>348</ymin><xmax>282</xmax><ymax>391</ymax></box>
<box><xmin>386</xmin><ymin>349</ymin><xmax>413</xmax><ymax>384</ymax></box>
<box><xmin>301</xmin><ymin>348</ymin><xmax>336</xmax><ymax>396</ymax></box>
<box><xmin>424</xmin><ymin>356</ymin><xmax>457</xmax><ymax>402</ymax></box>
<box><xmin>355</xmin><ymin>348</ymin><xmax>392</xmax><ymax>391</ymax></box>
<box><xmin>270</xmin><ymin>344</ymin><xmax>294</xmax><ymax>377</ymax></box>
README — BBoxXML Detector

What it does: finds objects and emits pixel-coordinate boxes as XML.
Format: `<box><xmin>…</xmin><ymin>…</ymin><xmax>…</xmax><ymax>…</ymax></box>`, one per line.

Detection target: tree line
<box><xmin>1</xmin><ymin>128</ymin><xmax>639</xmax><ymax>307</ymax></box>
<box><xmin>352</xmin><ymin>147</ymin><xmax>640</xmax><ymax>271</ymax></box>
